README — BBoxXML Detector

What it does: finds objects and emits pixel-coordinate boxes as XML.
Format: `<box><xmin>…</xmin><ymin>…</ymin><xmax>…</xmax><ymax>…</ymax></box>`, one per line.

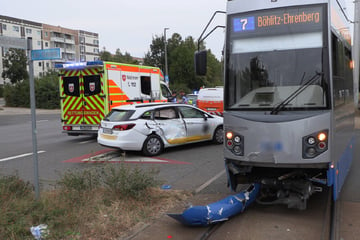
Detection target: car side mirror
<box><xmin>203</xmin><ymin>113</ymin><xmax>209</xmax><ymax>121</ymax></box>
<box><xmin>195</xmin><ymin>50</ymin><xmax>207</xmax><ymax>76</ymax></box>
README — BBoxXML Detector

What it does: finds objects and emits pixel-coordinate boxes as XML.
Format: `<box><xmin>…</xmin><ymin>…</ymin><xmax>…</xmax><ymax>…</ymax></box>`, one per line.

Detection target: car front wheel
<box><xmin>213</xmin><ymin>126</ymin><xmax>224</xmax><ymax>144</ymax></box>
<box><xmin>142</xmin><ymin>134</ymin><xmax>164</xmax><ymax>156</ymax></box>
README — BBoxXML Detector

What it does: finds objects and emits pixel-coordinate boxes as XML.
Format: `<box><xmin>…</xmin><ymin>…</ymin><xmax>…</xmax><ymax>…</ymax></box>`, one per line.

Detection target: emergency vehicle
<box><xmin>55</xmin><ymin>61</ymin><xmax>172</xmax><ymax>136</ymax></box>
<box><xmin>197</xmin><ymin>87</ymin><xmax>224</xmax><ymax>116</ymax></box>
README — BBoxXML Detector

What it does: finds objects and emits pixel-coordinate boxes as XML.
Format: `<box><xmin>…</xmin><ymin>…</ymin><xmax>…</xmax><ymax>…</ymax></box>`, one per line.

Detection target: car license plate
<box><xmin>103</xmin><ymin>128</ymin><xmax>113</xmax><ymax>134</ymax></box>
<box><xmin>207</xmin><ymin>108</ymin><xmax>217</xmax><ymax>111</ymax></box>
<box><xmin>80</xmin><ymin>125</ymin><xmax>92</xmax><ymax>130</ymax></box>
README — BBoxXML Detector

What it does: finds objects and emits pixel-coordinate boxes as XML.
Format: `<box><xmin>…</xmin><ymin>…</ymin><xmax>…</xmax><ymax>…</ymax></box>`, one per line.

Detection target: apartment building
<box><xmin>0</xmin><ymin>15</ymin><xmax>99</xmax><ymax>85</ymax></box>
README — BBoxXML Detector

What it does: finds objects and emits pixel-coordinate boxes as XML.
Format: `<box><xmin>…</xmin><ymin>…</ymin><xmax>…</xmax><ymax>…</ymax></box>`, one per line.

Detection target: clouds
<box><xmin>2</xmin><ymin>0</ymin><xmax>226</xmax><ymax>58</ymax></box>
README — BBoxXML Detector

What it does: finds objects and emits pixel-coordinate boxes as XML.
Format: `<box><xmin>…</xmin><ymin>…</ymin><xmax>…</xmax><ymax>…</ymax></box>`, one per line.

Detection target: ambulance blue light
<box><xmin>87</xmin><ymin>60</ymin><xmax>103</xmax><ymax>66</ymax></box>
<box><xmin>63</xmin><ymin>62</ymin><xmax>86</xmax><ymax>68</ymax></box>
<box><xmin>55</xmin><ymin>61</ymin><xmax>104</xmax><ymax>69</ymax></box>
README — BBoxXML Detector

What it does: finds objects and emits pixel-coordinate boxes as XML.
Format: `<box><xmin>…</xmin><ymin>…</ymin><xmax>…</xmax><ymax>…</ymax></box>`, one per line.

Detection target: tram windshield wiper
<box><xmin>270</xmin><ymin>71</ymin><xmax>323</xmax><ymax>115</ymax></box>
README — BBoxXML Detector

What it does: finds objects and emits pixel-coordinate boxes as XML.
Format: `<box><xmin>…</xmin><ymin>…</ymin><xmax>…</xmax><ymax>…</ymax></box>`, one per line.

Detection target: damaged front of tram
<box><xmin>222</xmin><ymin>0</ymin><xmax>355</xmax><ymax>210</ymax></box>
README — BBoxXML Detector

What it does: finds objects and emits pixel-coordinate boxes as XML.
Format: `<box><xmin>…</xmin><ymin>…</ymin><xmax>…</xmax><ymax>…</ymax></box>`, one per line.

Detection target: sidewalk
<box><xmin>0</xmin><ymin>98</ymin><xmax>60</xmax><ymax>115</ymax></box>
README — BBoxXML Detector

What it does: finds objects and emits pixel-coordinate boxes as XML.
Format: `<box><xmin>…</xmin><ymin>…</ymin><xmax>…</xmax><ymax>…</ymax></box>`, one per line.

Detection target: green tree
<box><xmin>3</xmin><ymin>71</ymin><xmax>59</xmax><ymax>109</ymax></box>
<box><xmin>1</xmin><ymin>48</ymin><xmax>28</xmax><ymax>84</ymax></box>
<box><xmin>35</xmin><ymin>71</ymin><xmax>59</xmax><ymax>109</ymax></box>
<box><xmin>99</xmin><ymin>47</ymin><xmax>112</xmax><ymax>61</ymax></box>
<box><xmin>99</xmin><ymin>48</ymin><xmax>138</xmax><ymax>64</ymax></box>
<box><xmin>144</xmin><ymin>35</ymin><xmax>165</xmax><ymax>70</ymax></box>
<box><xmin>144</xmin><ymin>33</ymin><xmax>223</xmax><ymax>93</ymax></box>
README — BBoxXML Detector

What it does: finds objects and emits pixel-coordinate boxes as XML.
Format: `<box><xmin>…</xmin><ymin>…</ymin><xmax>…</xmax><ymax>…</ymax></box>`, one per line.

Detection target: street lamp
<box><xmin>164</xmin><ymin>27</ymin><xmax>169</xmax><ymax>84</ymax></box>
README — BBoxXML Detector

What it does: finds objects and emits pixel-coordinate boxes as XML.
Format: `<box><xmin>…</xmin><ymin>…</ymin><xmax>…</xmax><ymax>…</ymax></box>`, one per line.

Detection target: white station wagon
<box><xmin>97</xmin><ymin>103</ymin><xmax>223</xmax><ymax>156</ymax></box>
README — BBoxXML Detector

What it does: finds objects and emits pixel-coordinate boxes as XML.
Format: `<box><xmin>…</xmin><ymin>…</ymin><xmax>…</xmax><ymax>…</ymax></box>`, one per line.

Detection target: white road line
<box><xmin>37</xmin><ymin>120</ymin><xmax>49</xmax><ymax>123</ymax></box>
<box><xmin>79</xmin><ymin>140</ymin><xmax>96</xmax><ymax>144</ymax></box>
<box><xmin>0</xmin><ymin>151</ymin><xmax>46</xmax><ymax>162</ymax></box>
<box><xmin>195</xmin><ymin>169</ymin><xmax>226</xmax><ymax>194</ymax></box>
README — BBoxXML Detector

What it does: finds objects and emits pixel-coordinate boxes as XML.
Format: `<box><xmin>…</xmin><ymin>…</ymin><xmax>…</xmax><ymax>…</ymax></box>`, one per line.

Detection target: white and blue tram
<box><xmin>197</xmin><ymin>0</ymin><xmax>356</xmax><ymax>209</ymax></box>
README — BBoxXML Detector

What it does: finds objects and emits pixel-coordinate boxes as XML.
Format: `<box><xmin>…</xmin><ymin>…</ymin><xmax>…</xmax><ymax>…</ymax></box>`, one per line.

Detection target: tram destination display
<box><xmin>231</xmin><ymin>5</ymin><xmax>324</xmax><ymax>36</ymax></box>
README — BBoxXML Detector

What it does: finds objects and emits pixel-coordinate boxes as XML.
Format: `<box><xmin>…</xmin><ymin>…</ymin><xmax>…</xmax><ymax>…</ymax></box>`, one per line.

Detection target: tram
<box><xmin>196</xmin><ymin>0</ymin><xmax>356</xmax><ymax>209</ymax></box>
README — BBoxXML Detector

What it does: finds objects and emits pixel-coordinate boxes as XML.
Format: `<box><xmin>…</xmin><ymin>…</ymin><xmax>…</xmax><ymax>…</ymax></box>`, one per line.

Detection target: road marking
<box><xmin>82</xmin><ymin>156</ymin><xmax>191</xmax><ymax>164</ymax></box>
<box><xmin>195</xmin><ymin>169</ymin><xmax>226</xmax><ymax>194</ymax></box>
<box><xmin>63</xmin><ymin>149</ymin><xmax>191</xmax><ymax>165</ymax></box>
<box><xmin>37</xmin><ymin>120</ymin><xmax>49</xmax><ymax>123</ymax></box>
<box><xmin>0</xmin><ymin>151</ymin><xmax>46</xmax><ymax>162</ymax></box>
<box><xmin>79</xmin><ymin>139</ymin><xmax>96</xmax><ymax>144</ymax></box>
<box><xmin>63</xmin><ymin>149</ymin><xmax>114</xmax><ymax>162</ymax></box>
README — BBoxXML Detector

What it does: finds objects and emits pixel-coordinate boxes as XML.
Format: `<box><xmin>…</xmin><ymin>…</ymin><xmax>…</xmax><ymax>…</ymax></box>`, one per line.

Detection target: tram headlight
<box><xmin>233</xmin><ymin>145</ymin><xmax>243</xmax><ymax>155</ymax></box>
<box><xmin>318</xmin><ymin>132</ymin><xmax>327</xmax><ymax>142</ymax></box>
<box><xmin>306</xmin><ymin>147</ymin><xmax>316</xmax><ymax>156</ymax></box>
<box><xmin>226</xmin><ymin>130</ymin><xmax>244</xmax><ymax>156</ymax></box>
<box><xmin>226</xmin><ymin>131</ymin><xmax>233</xmax><ymax>140</ymax></box>
<box><xmin>302</xmin><ymin>129</ymin><xmax>329</xmax><ymax>159</ymax></box>
<box><xmin>234</xmin><ymin>136</ymin><xmax>242</xmax><ymax>143</ymax></box>
<box><xmin>307</xmin><ymin>136</ymin><xmax>316</xmax><ymax>145</ymax></box>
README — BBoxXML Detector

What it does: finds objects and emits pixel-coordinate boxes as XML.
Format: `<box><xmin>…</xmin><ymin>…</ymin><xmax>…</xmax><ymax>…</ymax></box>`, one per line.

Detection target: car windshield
<box><xmin>104</xmin><ymin>110</ymin><xmax>135</xmax><ymax>121</ymax></box>
<box><xmin>225</xmin><ymin>4</ymin><xmax>329</xmax><ymax>111</ymax></box>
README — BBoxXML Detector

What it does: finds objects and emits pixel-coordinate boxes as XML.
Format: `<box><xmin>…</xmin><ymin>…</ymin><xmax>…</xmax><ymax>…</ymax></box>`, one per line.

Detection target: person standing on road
<box><xmin>170</xmin><ymin>91</ymin><xmax>177</xmax><ymax>103</ymax></box>
<box><xmin>179</xmin><ymin>90</ymin><xmax>188</xmax><ymax>104</ymax></box>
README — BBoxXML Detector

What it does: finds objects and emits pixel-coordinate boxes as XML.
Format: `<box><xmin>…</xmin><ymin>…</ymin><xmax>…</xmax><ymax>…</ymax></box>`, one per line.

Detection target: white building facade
<box><xmin>0</xmin><ymin>15</ymin><xmax>99</xmax><ymax>85</ymax></box>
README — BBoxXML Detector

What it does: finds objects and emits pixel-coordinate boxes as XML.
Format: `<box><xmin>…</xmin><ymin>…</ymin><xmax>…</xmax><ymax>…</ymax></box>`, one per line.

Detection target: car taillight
<box><xmin>63</xmin><ymin>126</ymin><xmax>72</xmax><ymax>131</ymax></box>
<box><xmin>113</xmin><ymin>124</ymin><xmax>136</xmax><ymax>131</ymax></box>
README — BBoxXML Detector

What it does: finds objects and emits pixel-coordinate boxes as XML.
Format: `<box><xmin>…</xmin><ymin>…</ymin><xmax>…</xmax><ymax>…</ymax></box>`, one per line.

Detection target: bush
<box><xmin>58</xmin><ymin>165</ymin><xmax>160</xmax><ymax>200</ymax></box>
<box><xmin>0</xmin><ymin>85</ymin><xmax>3</xmax><ymax>98</ymax></box>
<box><xmin>101</xmin><ymin>165</ymin><xmax>160</xmax><ymax>199</ymax></box>
<box><xmin>3</xmin><ymin>81</ymin><xmax>30</xmax><ymax>107</ymax></box>
<box><xmin>3</xmin><ymin>71</ymin><xmax>59</xmax><ymax>109</ymax></box>
<box><xmin>0</xmin><ymin>175</ymin><xmax>34</xmax><ymax>240</ymax></box>
<box><xmin>35</xmin><ymin>72</ymin><xmax>59</xmax><ymax>109</ymax></box>
<box><xmin>0</xmin><ymin>164</ymin><xmax>176</xmax><ymax>239</ymax></box>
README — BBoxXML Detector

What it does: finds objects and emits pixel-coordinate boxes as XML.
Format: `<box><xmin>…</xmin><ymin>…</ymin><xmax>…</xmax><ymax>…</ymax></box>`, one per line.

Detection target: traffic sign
<box><xmin>31</xmin><ymin>48</ymin><xmax>61</xmax><ymax>60</ymax></box>
<box><xmin>0</xmin><ymin>36</ymin><xmax>26</xmax><ymax>49</ymax></box>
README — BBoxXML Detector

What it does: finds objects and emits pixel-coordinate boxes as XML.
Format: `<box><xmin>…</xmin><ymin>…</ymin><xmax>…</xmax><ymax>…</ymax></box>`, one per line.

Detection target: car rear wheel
<box><xmin>142</xmin><ymin>134</ymin><xmax>164</xmax><ymax>156</ymax></box>
<box><xmin>213</xmin><ymin>126</ymin><xmax>224</xmax><ymax>144</ymax></box>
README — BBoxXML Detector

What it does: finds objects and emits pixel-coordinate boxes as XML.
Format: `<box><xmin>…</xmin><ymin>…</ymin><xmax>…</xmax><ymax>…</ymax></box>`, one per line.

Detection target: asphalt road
<box><xmin>1</xmin><ymin>106</ymin><xmax>359</xmax><ymax>240</ymax></box>
<box><xmin>0</xmin><ymin>109</ymin><xmax>225</xmax><ymax>192</ymax></box>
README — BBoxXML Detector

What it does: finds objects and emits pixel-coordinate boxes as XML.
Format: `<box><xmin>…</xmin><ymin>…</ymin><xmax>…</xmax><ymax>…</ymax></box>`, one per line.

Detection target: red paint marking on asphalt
<box><xmin>150</xmin><ymin>156</ymin><xmax>191</xmax><ymax>165</ymax></box>
<box><xmin>62</xmin><ymin>148</ymin><xmax>115</xmax><ymax>163</ymax></box>
<box><xmin>63</xmin><ymin>149</ymin><xmax>191</xmax><ymax>165</ymax></box>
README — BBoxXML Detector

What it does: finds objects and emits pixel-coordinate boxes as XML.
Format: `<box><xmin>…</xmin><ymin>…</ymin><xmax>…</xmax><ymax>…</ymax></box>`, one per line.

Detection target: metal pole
<box><xmin>27</xmin><ymin>37</ymin><xmax>40</xmax><ymax>200</ymax></box>
<box><xmin>354</xmin><ymin>1</ymin><xmax>360</xmax><ymax>106</ymax></box>
<box><xmin>164</xmin><ymin>28</ymin><xmax>169</xmax><ymax>84</ymax></box>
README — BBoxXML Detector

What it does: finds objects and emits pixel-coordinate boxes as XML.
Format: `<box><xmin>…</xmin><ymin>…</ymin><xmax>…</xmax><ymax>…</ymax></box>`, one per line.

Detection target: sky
<box><xmin>2</xmin><ymin>0</ymin><xmax>226</xmax><ymax>59</ymax></box>
<box><xmin>2</xmin><ymin>0</ymin><xmax>357</xmax><ymax>60</ymax></box>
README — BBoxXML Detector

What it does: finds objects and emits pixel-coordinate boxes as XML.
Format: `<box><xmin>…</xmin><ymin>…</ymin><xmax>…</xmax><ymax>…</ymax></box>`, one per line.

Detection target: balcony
<box><xmin>65</xmin><ymin>38</ymin><xmax>75</xmax><ymax>44</ymax></box>
<box><xmin>51</xmin><ymin>36</ymin><xmax>65</xmax><ymax>43</ymax></box>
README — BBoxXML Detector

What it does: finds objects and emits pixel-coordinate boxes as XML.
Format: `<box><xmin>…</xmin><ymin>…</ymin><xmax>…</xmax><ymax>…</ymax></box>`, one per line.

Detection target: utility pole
<box><xmin>354</xmin><ymin>0</ymin><xmax>360</xmax><ymax>106</ymax></box>
<box><xmin>164</xmin><ymin>27</ymin><xmax>169</xmax><ymax>85</ymax></box>
<box><xmin>27</xmin><ymin>37</ymin><xmax>40</xmax><ymax>200</ymax></box>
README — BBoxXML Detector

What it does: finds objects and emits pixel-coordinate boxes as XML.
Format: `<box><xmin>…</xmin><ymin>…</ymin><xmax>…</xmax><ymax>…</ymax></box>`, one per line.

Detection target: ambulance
<box><xmin>197</xmin><ymin>87</ymin><xmax>224</xmax><ymax>116</ymax></box>
<box><xmin>55</xmin><ymin>61</ymin><xmax>172</xmax><ymax>136</ymax></box>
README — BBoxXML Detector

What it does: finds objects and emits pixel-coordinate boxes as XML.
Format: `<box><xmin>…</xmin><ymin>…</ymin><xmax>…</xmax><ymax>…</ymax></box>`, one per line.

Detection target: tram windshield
<box><xmin>225</xmin><ymin>4</ymin><xmax>329</xmax><ymax>111</ymax></box>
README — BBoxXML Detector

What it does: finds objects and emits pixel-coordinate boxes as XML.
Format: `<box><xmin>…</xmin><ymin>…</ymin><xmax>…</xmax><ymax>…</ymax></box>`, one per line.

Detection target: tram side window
<box><xmin>332</xmin><ymin>34</ymin><xmax>353</xmax><ymax>107</ymax></box>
